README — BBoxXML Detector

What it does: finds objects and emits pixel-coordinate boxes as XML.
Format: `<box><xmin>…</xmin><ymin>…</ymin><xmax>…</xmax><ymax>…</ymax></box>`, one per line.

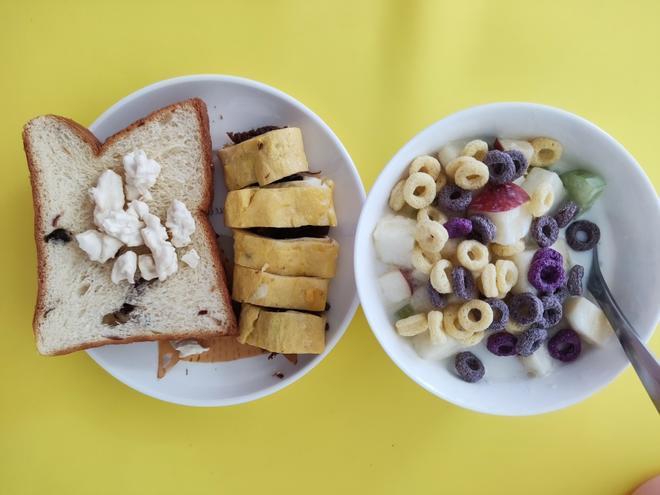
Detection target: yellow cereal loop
<box><xmin>458</xmin><ymin>299</ymin><xmax>494</xmax><ymax>333</ymax></box>
<box><xmin>417</xmin><ymin>205</ymin><xmax>448</xmax><ymax>224</ymax></box>
<box><xmin>444</xmin><ymin>156</ymin><xmax>474</xmax><ymax>179</ymax></box>
<box><xmin>454</xmin><ymin>159</ymin><xmax>489</xmax><ymax>190</ymax></box>
<box><xmin>411</xmin><ymin>245</ymin><xmax>435</xmax><ymax>274</ymax></box>
<box><xmin>388</xmin><ymin>179</ymin><xmax>406</xmax><ymax>212</ymax></box>
<box><xmin>478</xmin><ymin>263</ymin><xmax>498</xmax><ymax>298</ymax></box>
<box><xmin>495</xmin><ymin>259</ymin><xmax>518</xmax><ymax>295</ymax></box>
<box><xmin>415</xmin><ymin>220</ymin><xmax>448</xmax><ymax>253</ymax></box>
<box><xmin>530</xmin><ymin>137</ymin><xmax>563</xmax><ymax>167</ymax></box>
<box><xmin>527</xmin><ymin>182</ymin><xmax>554</xmax><ymax>217</ymax></box>
<box><xmin>403</xmin><ymin>172</ymin><xmax>436</xmax><ymax>209</ymax></box>
<box><xmin>430</xmin><ymin>259</ymin><xmax>453</xmax><ymax>293</ymax></box>
<box><xmin>491</xmin><ymin>240</ymin><xmax>525</xmax><ymax>257</ymax></box>
<box><xmin>435</xmin><ymin>170</ymin><xmax>448</xmax><ymax>191</ymax></box>
<box><xmin>443</xmin><ymin>305</ymin><xmax>485</xmax><ymax>345</ymax></box>
<box><xmin>409</xmin><ymin>155</ymin><xmax>442</xmax><ymax>180</ymax></box>
<box><xmin>395</xmin><ymin>313</ymin><xmax>428</xmax><ymax>337</ymax></box>
<box><xmin>428</xmin><ymin>311</ymin><xmax>446</xmax><ymax>345</ymax></box>
<box><xmin>462</xmin><ymin>139</ymin><xmax>489</xmax><ymax>161</ymax></box>
<box><xmin>457</xmin><ymin>240</ymin><xmax>490</xmax><ymax>271</ymax></box>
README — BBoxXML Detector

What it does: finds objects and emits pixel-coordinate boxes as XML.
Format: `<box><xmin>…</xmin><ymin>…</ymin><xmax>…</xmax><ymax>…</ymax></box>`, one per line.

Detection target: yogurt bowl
<box><xmin>355</xmin><ymin>102</ymin><xmax>660</xmax><ymax>415</ymax></box>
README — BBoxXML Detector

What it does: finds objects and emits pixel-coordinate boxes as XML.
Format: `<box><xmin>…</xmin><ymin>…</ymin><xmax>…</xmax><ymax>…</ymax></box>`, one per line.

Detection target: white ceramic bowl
<box><xmin>86</xmin><ymin>75</ymin><xmax>364</xmax><ymax>406</ymax></box>
<box><xmin>355</xmin><ymin>102</ymin><xmax>660</xmax><ymax>416</ymax></box>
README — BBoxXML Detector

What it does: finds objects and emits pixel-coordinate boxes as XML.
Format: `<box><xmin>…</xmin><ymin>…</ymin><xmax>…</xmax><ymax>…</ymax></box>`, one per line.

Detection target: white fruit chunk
<box><xmin>378</xmin><ymin>270</ymin><xmax>412</xmax><ymax>305</ymax></box>
<box><xmin>484</xmin><ymin>205</ymin><xmax>532</xmax><ymax>245</ymax></box>
<box><xmin>373</xmin><ymin>215</ymin><xmax>416</xmax><ymax>268</ymax></box>
<box><xmin>564</xmin><ymin>296</ymin><xmax>613</xmax><ymax>345</ymax></box>
<box><xmin>495</xmin><ymin>138</ymin><xmax>535</xmax><ymax>164</ymax></box>
<box><xmin>412</xmin><ymin>330</ymin><xmax>464</xmax><ymax>360</ymax></box>
<box><xmin>520</xmin><ymin>167</ymin><xmax>566</xmax><ymax>215</ymax></box>
<box><xmin>436</xmin><ymin>139</ymin><xmax>468</xmax><ymax>167</ymax></box>
<box><xmin>410</xmin><ymin>285</ymin><xmax>434</xmax><ymax>313</ymax></box>
<box><xmin>510</xmin><ymin>249</ymin><xmax>536</xmax><ymax>294</ymax></box>
<box><xmin>519</xmin><ymin>345</ymin><xmax>553</xmax><ymax>377</ymax></box>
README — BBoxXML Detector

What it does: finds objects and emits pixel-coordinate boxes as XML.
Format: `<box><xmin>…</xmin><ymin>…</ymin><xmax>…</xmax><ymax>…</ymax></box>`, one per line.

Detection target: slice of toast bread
<box><xmin>23</xmin><ymin>98</ymin><xmax>236</xmax><ymax>356</ymax></box>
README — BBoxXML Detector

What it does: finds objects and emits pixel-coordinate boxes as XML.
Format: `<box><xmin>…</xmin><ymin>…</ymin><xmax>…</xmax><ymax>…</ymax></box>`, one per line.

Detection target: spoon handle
<box><xmin>588</xmin><ymin>253</ymin><xmax>660</xmax><ymax>413</ymax></box>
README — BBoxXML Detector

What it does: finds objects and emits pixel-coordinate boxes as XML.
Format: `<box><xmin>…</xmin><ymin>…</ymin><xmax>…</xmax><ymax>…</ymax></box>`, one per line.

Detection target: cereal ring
<box><xmin>531</xmin><ymin>215</ymin><xmax>559</xmax><ymax>248</ymax></box>
<box><xmin>430</xmin><ymin>259</ymin><xmax>453</xmax><ymax>294</ymax></box>
<box><xmin>506</xmin><ymin>149</ymin><xmax>529</xmax><ymax>180</ymax></box>
<box><xmin>527</xmin><ymin>182</ymin><xmax>554</xmax><ymax>217</ymax></box>
<box><xmin>428</xmin><ymin>310</ymin><xmax>445</xmax><ymax>344</ymax></box>
<box><xmin>484</xmin><ymin>150</ymin><xmax>515</xmax><ymax>185</ymax></box>
<box><xmin>509</xmin><ymin>292</ymin><xmax>544</xmax><ymax>325</ymax></box>
<box><xmin>457</xmin><ymin>240</ymin><xmax>490</xmax><ymax>271</ymax></box>
<box><xmin>566</xmin><ymin>220</ymin><xmax>600</xmax><ymax>251</ymax></box>
<box><xmin>540</xmin><ymin>285</ymin><xmax>570</xmax><ymax>304</ymax></box>
<box><xmin>403</xmin><ymin>172</ymin><xmax>437</xmax><ymax>209</ymax></box>
<box><xmin>528</xmin><ymin>255</ymin><xmax>566</xmax><ymax>293</ymax></box>
<box><xmin>553</xmin><ymin>201</ymin><xmax>579</xmax><ymax>228</ymax></box>
<box><xmin>487</xmin><ymin>331</ymin><xmax>518</xmax><ymax>356</ymax></box>
<box><xmin>530</xmin><ymin>137</ymin><xmax>563</xmax><ymax>167</ymax></box>
<box><xmin>538</xmin><ymin>294</ymin><xmax>563</xmax><ymax>328</ymax></box>
<box><xmin>409</xmin><ymin>155</ymin><xmax>442</xmax><ymax>180</ymax></box>
<box><xmin>417</xmin><ymin>205</ymin><xmax>448</xmax><ymax>224</ymax></box>
<box><xmin>443</xmin><ymin>306</ymin><xmax>483</xmax><ymax>344</ymax></box>
<box><xmin>484</xmin><ymin>298</ymin><xmax>509</xmax><ymax>331</ymax></box>
<box><xmin>548</xmin><ymin>328</ymin><xmax>582</xmax><ymax>362</ymax></box>
<box><xmin>462</xmin><ymin>140</ymin><xmax>489</xmax><ymax>161</ymax></box>
<box><xmin>469</xmin><ymin>214</ymin><xmax>497</xmax><ymax>244</ymax></box>
<box><xmin>490</xmin><ymin>240</ymin><xmax>525</xmax><ymax>258</ymax></box>
<box><xmin>567</xmin><ymin>264</ymin><xmax>584</xmax><ymax>296</ymax></box>
<box><xmin>395</xmin><ymin>313</ymin><xmax>428</xmax><ymax>337</ymax></box>
<box><xmin>388</xmin><ymin>180</ymin><xmax>406</xmax><ymax>212</ymax></box>
<box><xmin>436</xmin><ymin>184</ymin><xmax>473</xmax><ymax>213</ymax></box>
<box><xmin>444</xmin><ymin>218</ymin><xmax>473</xmax><ymax>238</ymax></box>
<box><xmin>444</xmin><ymin>156</ymin><xmax>471</xmax><ymax>179</ymax></box>
<box><xmin>515</xmin><ymin>326</ymin><xmax>548</xmax><ymax>356</ymax></box>
<box><xmin>427</xmin><ymin>282</ymin><xmax>449</xmax><ymax>308</ymax></box>
<box><xmin>435</xmin><ymin>171</ymin><xmax>448</xmax><ymax>191</ymax></box>
<box><xmin>455</xmin><ymin>351</ymin><xmax>485</xmax><ymax>382</ymax></box>
<box><xmin>495</xmin><ymin>259</ymin><xmax>518</xmax><ymax>295</ymax></box>
<box><xmin>454</xmin><ymin>159</ymin><xmax>489</xmax><ymax>190</ymax></box>
<box><xmin>478</xmin><ymin>263</ymin><xmax>498</xmax><ymax>298</ymax></box>
<box><xmin>415</xmin><ymin>220</ymin><xmax>448</xmax><ymax>253</ymax></box>
<box><xmin>411</xmin><ymin>245</ymin><xmax>436</xmax><ymax>274</ymax></box>
<box><xmin>451</xmin><ymin>266</ymin><xmax>477</xmax><ymax>300</ymax></box>
<box><xmin>458</xmin><ymin>299</ymin><xmax>494</xmax><ymax>333</ymax></box>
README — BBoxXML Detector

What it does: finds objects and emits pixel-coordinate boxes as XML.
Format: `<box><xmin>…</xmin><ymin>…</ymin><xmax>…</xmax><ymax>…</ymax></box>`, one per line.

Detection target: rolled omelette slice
<box><xmin>224</xmin><ymin>178</ymin><xmax>337</xmax><ymax>229</ymax></box>
<box><xmin>218</xmin><ymin>127</ymin><xmax>309</xmax><ymax>190</ymax></box>
<box><xmin>233</xmin><ymin>230</ymin><xmax>339</xmax><ymax>278</ymax></box>
<box><xmin>232</xmin><ymin>264</ymin><xmax>328</xmax><ymax>311</ymax></box>
<box><xmin>238</xmin><ymin>303</ymin><xmax>325</xmax><ymax>354</ymax></box>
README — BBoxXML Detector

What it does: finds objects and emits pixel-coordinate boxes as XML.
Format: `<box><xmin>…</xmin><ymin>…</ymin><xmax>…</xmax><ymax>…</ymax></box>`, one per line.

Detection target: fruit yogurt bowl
<box><xmin>355</xmin><ymin>103</ymin><xmax>660</xmax><ymax>415</ymax></box>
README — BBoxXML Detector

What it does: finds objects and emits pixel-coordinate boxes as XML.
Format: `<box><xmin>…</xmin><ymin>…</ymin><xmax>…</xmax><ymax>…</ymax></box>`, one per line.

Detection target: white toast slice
<box><xmin>23</xmin><ymin>98</ymin><xmax>236</xmax><ymax>355</ymax></box>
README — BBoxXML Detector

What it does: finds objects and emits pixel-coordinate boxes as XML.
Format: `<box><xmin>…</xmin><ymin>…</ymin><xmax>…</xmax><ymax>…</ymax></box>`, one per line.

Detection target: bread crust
<box><xmin>22</xmin><ymin>98</ymin><xmax>237</xmax><ymax>355</ymax></box>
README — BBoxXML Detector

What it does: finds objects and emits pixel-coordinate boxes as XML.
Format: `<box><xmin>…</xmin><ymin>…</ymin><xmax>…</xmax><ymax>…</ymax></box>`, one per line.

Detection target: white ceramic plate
<box><xmin>86</xmin><ymin>75</ymin><xmax>364</xmax><ymax>406</ymax></box>
<box><xmin>355</xmin><ymin>102</ymin><xmax>660</xmax><ymax>416</ymax></box>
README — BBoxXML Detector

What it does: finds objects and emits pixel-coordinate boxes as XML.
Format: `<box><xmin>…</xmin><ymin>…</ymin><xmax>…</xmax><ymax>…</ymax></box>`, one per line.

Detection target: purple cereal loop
<box><xmin>454</xmin><ymin>351</ymin><xmax>485</xmax><ymax>382</ymax></box>
<box><xmin>451</xmin><ymin>266</ymin><xmax>477</xmax><ymax>300</ymax></box>
<box><xmin>567</xmin><ymin>265</ymin><xmax>585</xmax><ymax>296</ymax></box>
<box><xmin>531</xmin><ymin>216</ymin><xmax>559</xmax><ymax>248</ymax></box>
<box><xmin>505</xmin><ymin>149</ymin><xmax>529</xmax><ymax>180</ymax></box>
<box><xmin>538</xmin><ymin>294</ymin><xmax>563</xmax><ymax>328</ymax></box>
<box><xmin>469</xmin><ymin>214</ymin><xmax>497</xmax><ymax>244</ymax></box>
<box><xmin>444</xmin><ymin>218</ymin><xmax>473</xmax><ymax>238</ymax></box>
<box><xmin>508</xmin><ymin>292</ymin><xmax>544</xmax><ymax>325</ymax></box>
<box><xmin>487</xmin><ymin>331</ymin><xmax>518</xmax><ymax>356</ymax></box>
<box><xmin>484</xmin><ymin>298</ymin><xmax>509</xmax><ymax>331</ymax></box>
<box><xmin>515</xmin><ymin>326</ymin><xmax>548</xmax><ymax>357</ymax></box>
<box><xmin>528</xmin><ymin>256</ymin><xmax>567</xmax><ymax>293</ymax></box>
<box><xmin>553</xmin><ymin>201</ymin><xmax>579</xmax><ymax>229</ymax></box>
<box><xmin>532</xmin><ymin>247</ymin><xmax>563</xmax><ymax>265</ymax></box>
<box><xmin>437</xmin><ymin>184</ymin><xmax>473</xmax><ymax>213</ymax></box>
<box><xmin>483</xmin><ymin>150</ymin><xmax>515</xmax><ymax>185</ymax></box>
<box><xmin>548</xmin><ymin>328</ymin><xmax>582</xmax><ymax>362</ymax></box>
<box><xmin>566</xmin><ymin>220</ymin><xmax>600</xmax><ymax>251</ymax></box>
<box><xmin>427</xmin><ymin>282</ymin><xmax>448</xmax><ymax>309</ymax></box>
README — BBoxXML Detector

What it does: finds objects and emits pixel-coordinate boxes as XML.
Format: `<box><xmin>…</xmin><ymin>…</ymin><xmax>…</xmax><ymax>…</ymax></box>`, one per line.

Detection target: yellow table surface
<box><xmin>1</xmin><ymin>1</ymin><xmax>658</xmax><ymax>493</ymax></box>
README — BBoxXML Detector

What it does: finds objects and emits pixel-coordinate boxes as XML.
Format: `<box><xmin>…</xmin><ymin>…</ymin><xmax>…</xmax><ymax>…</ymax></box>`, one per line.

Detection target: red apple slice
<box><xmin>470</xmin><ymin>183</ymin><xmax>530</xmax><ymax>212</ymax></box>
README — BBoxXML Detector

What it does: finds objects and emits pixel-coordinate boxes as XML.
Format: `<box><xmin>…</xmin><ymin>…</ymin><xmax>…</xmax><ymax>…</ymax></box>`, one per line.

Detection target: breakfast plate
<box><xmin>355</xmin><ymin>102</ymin><xmax>660</xmax><ymax>415</ymax></box>
<box><xmin>85</xmin><ymin>75</ymin><xmax>365</xmax><ymax>406</ymax></box>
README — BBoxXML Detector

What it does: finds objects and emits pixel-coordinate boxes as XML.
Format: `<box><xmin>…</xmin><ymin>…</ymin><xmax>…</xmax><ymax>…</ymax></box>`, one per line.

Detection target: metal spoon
<box><xmin>587</xmin><ymin>245</ymin><xmax>660</xmax><ymax>412</ymax></box>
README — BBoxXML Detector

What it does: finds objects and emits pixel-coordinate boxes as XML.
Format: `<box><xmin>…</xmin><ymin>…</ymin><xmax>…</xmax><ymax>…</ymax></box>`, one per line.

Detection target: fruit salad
<box><xmin>373</xmin><ymin>136</ymin><xmax>612</xmax><ymax>383</ymax></box>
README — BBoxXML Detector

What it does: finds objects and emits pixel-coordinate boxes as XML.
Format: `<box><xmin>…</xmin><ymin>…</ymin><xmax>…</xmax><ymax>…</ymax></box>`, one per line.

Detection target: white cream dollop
<box><xmin>141</xmin><ymin>213</ymin><xmax>178</xmax><ymax>281</ymax></box>
<box><xmin>101</xmin><ymin>210</ymin><xmax>144</xmax><ymax>246</ymax></box>
<box><xmin>75</xmin><ymin>230</ymin><xmax>123</xmax><ymax>263</ymax></box>
<box><xmin>111</xmin><ymin>251</ymin><xmax>137</xmax><ymax>284</ymax></box>
<box><xmin>166</xmin><ymin>200</ymin><xmax>196</xmax><ymax>247</ymax></box>
<box><xmin>181</xmin><ymin>248</ymin><xmax>200</xmax><ymax>268</ymax></box>
<box><xmin>172</xmin><ymin>339</ymin><xmax>209</xmax><ymax>358</ymax></box>
<box><xmin>138</xmin><ymin>254</ymin><xmax>158</xmax><ymax>281</ymax></box>
<box><xmin>90</xmin><ymin>170</ymin><xmax>125</xmax><ymax>228</ymax></box>
<box><xmin>123</xmin><ymin>150</ymin><xmax>161</xmax><ymax>201</ymax></box>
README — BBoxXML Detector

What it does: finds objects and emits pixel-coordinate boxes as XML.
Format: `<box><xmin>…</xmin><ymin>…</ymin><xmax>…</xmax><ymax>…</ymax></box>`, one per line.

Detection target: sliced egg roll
<box><xmin>233</xmin><ymin>230</ymin><xmax>339</xmax><ymax>278</ymax></box>
<box><xmin>224</xmin><ymin>178</ymin><xmax>337</xmax><ymax>228</ymax></box>
<box><xmin>238</xmin><ymin>304</ymin><xmax>325</xmax><ymax>354</ymax></box>
<box><xmin>218</xmin><ymin>127</ymin><xmax>309</xmax><ymax>190</ymax></box>
<box><xmin>232</xmin><ymin>264</ymin><xmax>328</xmax><ymax>311</ymax></box>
